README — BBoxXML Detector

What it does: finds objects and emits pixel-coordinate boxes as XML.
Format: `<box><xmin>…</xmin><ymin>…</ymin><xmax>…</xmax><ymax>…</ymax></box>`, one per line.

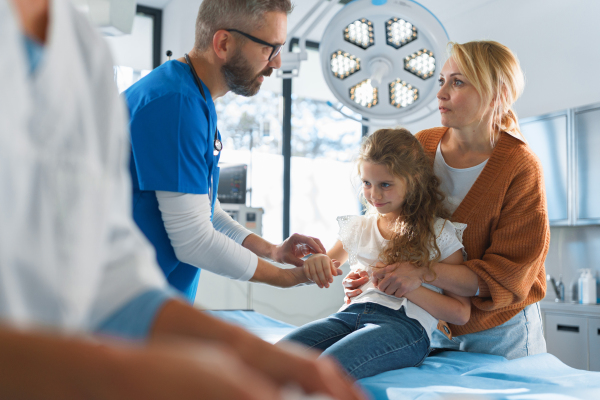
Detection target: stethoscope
<box><xmin>184</xmin><ymin>53</ymin><xmax>223</xmax><ymax>155</ymax></box>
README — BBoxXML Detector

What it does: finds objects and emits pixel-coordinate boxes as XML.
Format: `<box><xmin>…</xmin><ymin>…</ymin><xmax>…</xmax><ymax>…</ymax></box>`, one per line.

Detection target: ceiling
<box><xmin>137</xmin><ymin>0</ymin><xmax>499</xmax><ymax>42</ymax></box>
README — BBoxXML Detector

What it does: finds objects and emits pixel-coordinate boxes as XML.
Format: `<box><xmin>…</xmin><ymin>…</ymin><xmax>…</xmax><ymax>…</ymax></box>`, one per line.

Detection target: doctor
<box><xmin>0</xmin><ymin>1</ymin><xmax>365</xmax><ymax>399</ymax></box>
<box><xmin>126</xmin><ymin>0</ymin><xmax>327</xmax><ymax>301</ymax></box>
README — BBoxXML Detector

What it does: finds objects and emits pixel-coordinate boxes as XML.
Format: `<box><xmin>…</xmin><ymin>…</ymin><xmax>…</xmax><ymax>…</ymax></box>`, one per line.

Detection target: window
<box><xmin>290</xmin><ymin>47</ymin><xmax>363</xmax><ymax>249</ymax></box>
<box><xmin>215</xmin><ymin>87</ymin><xmax>285</xmax><ymax>244</ymax></box>
<box><xmin>106</xmin><ymin>7</ymin><xmax>161</xmax><ymax>92</ymax></box>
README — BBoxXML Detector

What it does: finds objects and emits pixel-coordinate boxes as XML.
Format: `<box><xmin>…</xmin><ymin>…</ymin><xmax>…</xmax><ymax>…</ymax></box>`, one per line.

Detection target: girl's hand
<box><xmin>303</xmin><ymin>254</ymin><xmax>342</xmax><ymax>288</ymax></box>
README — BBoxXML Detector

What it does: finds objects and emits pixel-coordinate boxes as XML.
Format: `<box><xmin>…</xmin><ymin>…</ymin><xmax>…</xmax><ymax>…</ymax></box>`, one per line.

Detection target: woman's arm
<box><xmin>402</xmin><ymin>249</ymin><xmax>471</xmax><ymax>325</ymax></box>
<box><xmin>426</xmin><ymin>262</ymin><xmax>479</xmax><ymax>297</ymax></box>
<box><xmin>403</xmin><ymin>286</ymin><xmax>471</xmax><ymax>325</ymax></box>
<box><xmin>374</xmin><ymin>159</ymin><xmax>549</xmax><ymax>308</ymax></box>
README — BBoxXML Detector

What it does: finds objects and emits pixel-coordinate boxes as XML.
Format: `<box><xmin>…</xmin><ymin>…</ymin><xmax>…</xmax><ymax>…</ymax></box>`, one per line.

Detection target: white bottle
<box><xmin>578</xmin><ymin>269</ymin><xmax>597</xmax><ymax>305</ymax></box>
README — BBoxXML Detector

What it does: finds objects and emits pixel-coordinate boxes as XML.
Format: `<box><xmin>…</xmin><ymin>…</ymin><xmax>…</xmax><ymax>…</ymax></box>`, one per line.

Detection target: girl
<box><xmin>280</xmin><ymin>128</ymin><xmax>471</xmax><ymax>380</ymax></box>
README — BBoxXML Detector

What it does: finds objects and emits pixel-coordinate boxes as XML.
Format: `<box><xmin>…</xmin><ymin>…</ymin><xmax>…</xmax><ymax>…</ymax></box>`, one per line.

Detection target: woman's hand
<box><xmin>372</xmin><ymin>261</ymin><xmax>427</xmax><ymax>298</ymax></box>
<box><xmin>303</xmin><ymin>254</ymin><xmax>342</xmax><ymax>288</ymax></box>
<box><xmin>342</xmin><ymin>270</ymin><xmax>370</xmax><ymax>304</ymax></box>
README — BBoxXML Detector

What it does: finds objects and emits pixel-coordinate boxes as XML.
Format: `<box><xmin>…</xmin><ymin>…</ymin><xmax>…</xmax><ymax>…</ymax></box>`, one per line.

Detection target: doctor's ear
<box><xmin>212</xmin><ymin>30</ymin><xmax>237</xmax><ymax>62</ymax></box>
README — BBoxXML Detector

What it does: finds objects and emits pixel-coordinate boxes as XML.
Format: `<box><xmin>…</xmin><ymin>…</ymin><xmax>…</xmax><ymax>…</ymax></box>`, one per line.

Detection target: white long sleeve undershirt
<box><xmin>155</xmin><ymin>191</ymin><xmax>258</xmax><ymax>281</ymax></box>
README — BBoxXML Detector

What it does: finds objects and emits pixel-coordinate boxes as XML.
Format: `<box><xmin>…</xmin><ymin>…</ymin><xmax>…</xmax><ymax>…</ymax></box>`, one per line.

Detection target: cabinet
<box><xmin>520</xmin><ymin>102</ymin><xmax>600</xmax><ymax>226</ymax></box>
<box><xmin>544</xmin><ymin>313</ymin><xmax>589</xmax><ymax>369</ymax></box>
<box><xmin>589</xmin><ymin>318</ymin><xmax>600</xmax><ymax>372</ymax></box>
<box><xmin>574</xmin><ymin>105</ymin><xmax>600</xmax><ymax>224</ymax></box>
<box><xmin>520</xmin><ymin>112</ymin><xmax>570</xmax><ymax>225</ymax></box>
<box><xmin>540</xmin><ymin>302</ymin><xmax>600</xmax><ymax>371</ymax></box>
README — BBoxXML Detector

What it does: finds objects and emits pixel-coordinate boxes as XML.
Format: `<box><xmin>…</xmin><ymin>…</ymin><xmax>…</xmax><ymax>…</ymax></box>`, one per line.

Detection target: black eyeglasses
<box><xmin>225</xmin><ymin>29</ymin><xmax>285</xmax><ymax>61</ymax></box>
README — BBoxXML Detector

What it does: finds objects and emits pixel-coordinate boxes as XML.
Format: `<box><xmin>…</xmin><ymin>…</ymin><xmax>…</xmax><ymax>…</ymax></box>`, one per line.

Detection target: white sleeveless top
<box><xmin>337</xmin><ymin>214</ymin><xmax>466</xmax><ymax>341</ymax></box>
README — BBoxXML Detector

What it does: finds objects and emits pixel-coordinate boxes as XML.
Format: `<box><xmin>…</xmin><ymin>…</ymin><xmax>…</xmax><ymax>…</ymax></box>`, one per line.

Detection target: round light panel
<box><xmin>320</xmin><ymin>0</ymin><xmax>448</xmax><ymax>123</ymax></box>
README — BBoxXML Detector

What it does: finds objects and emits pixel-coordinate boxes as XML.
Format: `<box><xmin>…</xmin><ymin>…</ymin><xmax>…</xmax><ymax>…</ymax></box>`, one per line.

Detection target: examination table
<box><xmin>207</xmin><ymin>310</ymin><xmax>600</xmax><ymax>400</ymax></box>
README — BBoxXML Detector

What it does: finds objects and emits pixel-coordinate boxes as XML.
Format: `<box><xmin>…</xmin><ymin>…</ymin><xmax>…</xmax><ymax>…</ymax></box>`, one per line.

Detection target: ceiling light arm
<box><xmin>277</xmin><ymin>0</ymin><xmax>340</xmax><ymax>78</ymax></box>
<box><xmin>327</xmin><ymin>101</ymin><xmax>363</xmax><ymax>123</ymax></box>
<box><xmin>328</xmin><ymin>98</ymin><xmax>438</xmax><ymax>127</ymax></box>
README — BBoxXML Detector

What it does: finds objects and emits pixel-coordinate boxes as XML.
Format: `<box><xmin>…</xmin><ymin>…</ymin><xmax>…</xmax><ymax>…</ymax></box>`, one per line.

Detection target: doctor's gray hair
<box><xmin>194</xmin><ymin>0</ymin><xmax>293</xmax><ymax>51</ymax></box>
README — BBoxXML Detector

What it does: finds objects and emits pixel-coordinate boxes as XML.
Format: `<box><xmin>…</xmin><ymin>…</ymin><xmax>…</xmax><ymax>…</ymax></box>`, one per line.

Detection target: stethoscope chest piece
<box><xmin>214</xmin><ymin>138</ymin><xmax>223</xmax><ymax>156</ymax></box>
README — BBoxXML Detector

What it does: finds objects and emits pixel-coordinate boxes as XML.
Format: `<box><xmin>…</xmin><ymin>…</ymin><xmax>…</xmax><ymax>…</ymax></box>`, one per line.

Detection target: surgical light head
<box><xmin>319</xmin><ymin>0</ymin><xmax>448</xmax><ymax>125</ymax></box>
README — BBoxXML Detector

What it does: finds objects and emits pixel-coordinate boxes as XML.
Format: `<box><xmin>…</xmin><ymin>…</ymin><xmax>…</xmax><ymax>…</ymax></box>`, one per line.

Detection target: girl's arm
<box><xmin>303</xmin><ymin>241</ymin><xmax>349</xmax><ymax>288</ymax></box>
<box><xmin>327</xmin><ymin>240</ymin><xmax>348</xmax><ymax>264</ymax></box>
<box><xmin>403</xmin><ymin>249</ymin><xmax>471</xmax><ymax>325</ymax></box>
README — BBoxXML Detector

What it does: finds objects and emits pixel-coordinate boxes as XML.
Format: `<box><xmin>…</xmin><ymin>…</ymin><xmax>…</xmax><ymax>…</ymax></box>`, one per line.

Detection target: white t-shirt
<box><xmin>337</xmin><ymin>214</ymin><xmax>466</xmax><ymax>341</ymax></box>
<box><xmin>434</xmin><ymin>142</ymin><xmax>488</xmax><ymax>214</ymax></box>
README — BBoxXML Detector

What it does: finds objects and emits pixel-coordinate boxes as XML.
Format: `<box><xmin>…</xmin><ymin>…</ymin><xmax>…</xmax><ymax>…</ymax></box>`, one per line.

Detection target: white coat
<box><xmin>0</xmin><ymin>0</ymin><xmax>167</xmax><ymax>332</ymax></box>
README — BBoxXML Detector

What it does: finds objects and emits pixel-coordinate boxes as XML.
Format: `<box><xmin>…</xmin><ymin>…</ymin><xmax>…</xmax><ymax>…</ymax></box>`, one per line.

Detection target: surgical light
<box><xmin>331</xmin><ymin>50</ymin><xmax>361</xmax><ymax>80</ymax></box>
<box><xmin>350</xmin><ymin>80</ymin><xmax>378</xmax><ymax>108</ymax></box>
<box><xmin>344</xmin><ymin>19</ymin><xmax>375</xmax><ymax>50</ymax></box>
<box><xmin>318</xmin><ymin>0</ymin><xmax>449</xmax><ymax>125</ymax></box>
<box><xmin>390</xmin><ymin>79</ymin><xmax>418</xmax><ymax>108</ymax></box>
<box><xmin>386</xmin><ymin>18</ymin><xmax>417</xmax><ymax>49</ymax></box>
<box><xmin>404</xmin><ymin>49</ymin><xmax>436</xmax><ymax>80</ymax></box>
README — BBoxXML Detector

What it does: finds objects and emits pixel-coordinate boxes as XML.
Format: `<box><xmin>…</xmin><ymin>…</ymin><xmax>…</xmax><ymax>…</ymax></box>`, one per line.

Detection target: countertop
<box><xmin>540</xmin><ymin>300</ymin><xmax>600</xmax><ymax>316</ymax></box>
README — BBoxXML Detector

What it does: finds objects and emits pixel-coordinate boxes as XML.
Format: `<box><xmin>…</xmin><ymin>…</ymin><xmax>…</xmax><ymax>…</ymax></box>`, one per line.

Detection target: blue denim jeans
<box><xmin>431</xmin><ymin>302</ymin><xmax>547</xmax><ymax>360</ymax></box>
<box><xmin>280</xmin><ymin>303</ymin><xmax>430</xmax><ymax>379</ymax></box>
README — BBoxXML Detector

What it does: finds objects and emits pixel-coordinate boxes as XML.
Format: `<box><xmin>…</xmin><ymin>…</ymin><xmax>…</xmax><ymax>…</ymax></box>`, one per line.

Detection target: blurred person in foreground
<box><xmin>0</xmin><ymin>1</ymin><xmax>366</xmax><ymax>399</ymax></box>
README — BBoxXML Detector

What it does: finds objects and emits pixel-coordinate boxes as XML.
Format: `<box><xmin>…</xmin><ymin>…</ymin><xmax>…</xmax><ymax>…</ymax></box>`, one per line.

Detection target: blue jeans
<box><xmin>280</xmin><ymin>303</ymin><xmax>430</xmax><ymax>379</ymax></box>
<box><xmin>431</xmin><ymin>303</ymin><xmax>547</xmax><ymax>360</ymax></box>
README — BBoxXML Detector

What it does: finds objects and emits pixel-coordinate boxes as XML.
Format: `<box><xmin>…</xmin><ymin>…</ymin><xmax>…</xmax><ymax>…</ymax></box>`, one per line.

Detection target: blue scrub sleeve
<box><xmin>129</xmin><ymin>93</ymin><xmax>212</xmax><ymax>194</ymax></box>
<box><xmin>94</xmin><ymin>288</ymin><xmax>181</xmax><ymax>340</ymax></box>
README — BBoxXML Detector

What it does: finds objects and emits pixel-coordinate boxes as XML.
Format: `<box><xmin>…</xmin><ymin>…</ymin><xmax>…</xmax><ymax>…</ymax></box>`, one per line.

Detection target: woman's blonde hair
<box><xmin>357</xmin><ymin>128</ymin><xmax>450</xmax><ymax>276</ymax></box>
<box><xmin>448</xmin><ymin>41</ymin><xmax>525</xmax><ymax>146</ymax></box>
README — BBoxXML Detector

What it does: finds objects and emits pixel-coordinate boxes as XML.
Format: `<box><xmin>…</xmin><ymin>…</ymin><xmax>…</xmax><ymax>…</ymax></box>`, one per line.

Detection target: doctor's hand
<box><xmin>272</xmin><ymin>233</ymin><xmax>326</xmax><ymax>267</ymax></box>
<box><xmin>342</xmin><ymin>270</ymin><xmax>370</xmax><ymax>304</ymax></box>
<box><xmin>303</xmin><ymin>254</ymin><xmax>342</xmax><ymax>288</ymax></box>
<box><xmin>372</xmin><ymin>261</ymin><xmax>425</xmax><ymax>298</ymax></box>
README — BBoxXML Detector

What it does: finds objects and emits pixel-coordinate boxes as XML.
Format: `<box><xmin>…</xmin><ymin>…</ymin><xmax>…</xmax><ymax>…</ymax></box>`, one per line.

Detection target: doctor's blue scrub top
<box><xmin>125</xmin><ymin>60</ymin><xmax>221</xmax><ymax>302</ymax></box>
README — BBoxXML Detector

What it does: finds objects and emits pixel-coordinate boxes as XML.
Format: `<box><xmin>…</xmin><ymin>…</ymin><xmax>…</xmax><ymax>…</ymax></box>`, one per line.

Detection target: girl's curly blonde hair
<box><xmin>357</xmin><ymin>128</ymin><xmax>450</xmax><ymax>277</ymax></box>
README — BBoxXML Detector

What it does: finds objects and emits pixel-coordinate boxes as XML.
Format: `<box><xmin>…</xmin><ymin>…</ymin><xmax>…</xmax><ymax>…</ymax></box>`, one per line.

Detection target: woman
<box><xmin>344</xmin><ymin>40</ymin><xmax>549</xmax><ymax>360</ymax></box>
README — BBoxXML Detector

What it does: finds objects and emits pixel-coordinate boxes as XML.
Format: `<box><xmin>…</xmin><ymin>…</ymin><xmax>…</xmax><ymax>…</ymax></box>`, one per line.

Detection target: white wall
<box><xmin>442</xmin><ymin>0</ymin><xmax>600</xmax><ymax>120</ymax></box>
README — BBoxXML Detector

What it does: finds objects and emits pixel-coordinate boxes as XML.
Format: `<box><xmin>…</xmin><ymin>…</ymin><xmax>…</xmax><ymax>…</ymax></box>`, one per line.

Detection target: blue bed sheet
<box><xmin>207</xmin><ymin>310</ymin><xmax>600</xmax><ymax>400</ymax></box>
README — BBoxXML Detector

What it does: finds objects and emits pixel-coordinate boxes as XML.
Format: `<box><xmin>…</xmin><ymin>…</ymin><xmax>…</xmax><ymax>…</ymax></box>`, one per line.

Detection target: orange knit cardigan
<box><xmin>417</xmin><ymin>127</ymin><xmax>550</xmax><ymax>337</ymax></box>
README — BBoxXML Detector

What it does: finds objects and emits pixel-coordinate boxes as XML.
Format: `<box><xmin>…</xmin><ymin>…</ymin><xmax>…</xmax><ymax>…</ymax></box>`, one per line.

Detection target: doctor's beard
<box><xmin>222</xmin><ymin>49</ymin><xmax>273</xmax><ymax>97</ymax></box>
